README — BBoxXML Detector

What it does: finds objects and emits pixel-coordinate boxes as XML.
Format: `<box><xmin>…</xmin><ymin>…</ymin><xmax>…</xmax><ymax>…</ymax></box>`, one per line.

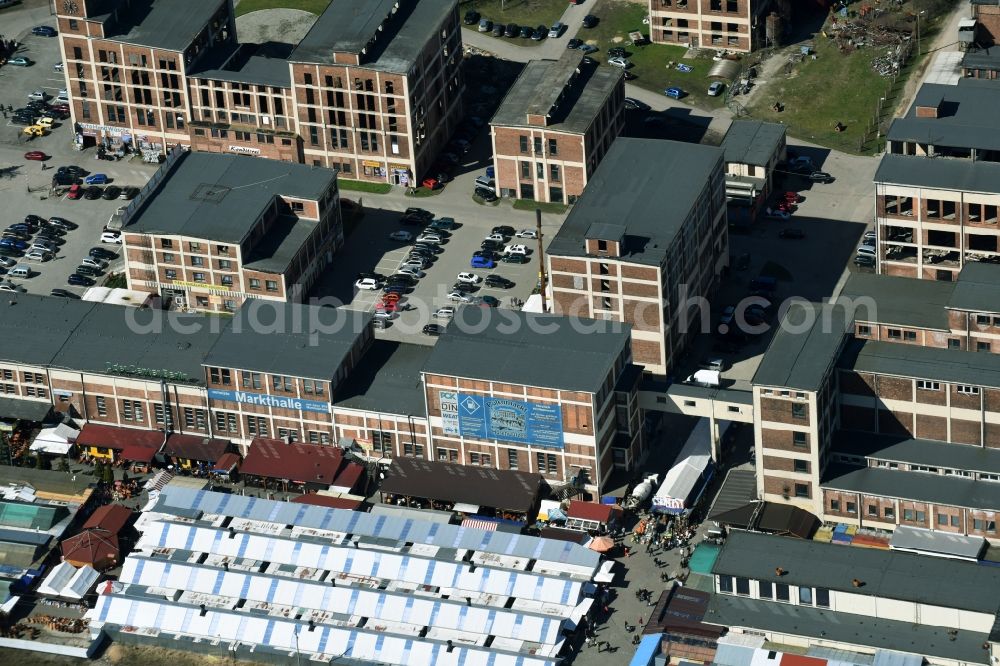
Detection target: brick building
<box><xmin>546</xmin><ymin>138</ymin><xmax>729</xmax><ymax>377</ymax></box>
<box><xmin>876</xmin><ymin>80</ymin><xmax>1000</xmax><ymax>280</ymax></box>
<box><xmin>57</xmin><ymin>0</ymin><xmax>464</xmax><ymax>184</ymax></box>
<box><xmin>647</xmin><ymin>0</ymin><xmax>773</xmax><ymax>51</ymax></box>
<box><xmin>719</xmin><ymin>120</ymin><xmax>786</xmax><ymax>223</ymax></box>
<box><xmin>489</xmin><ymin>52</ymin><xmax>624</xmax><ymax>205</ymax></box>
<box><xmin>121</xmin><ymin>150</ymin><xmax>342</xmax><ymax>312</ymax></box>
<box><xmin>750</xmin><ymin>268</ymin><xmax>1000</xmax><ymax>541</ymax></box>
<box><xmin>963</xmin><ymin>0</ymin><xmax>1000</xmax><ymax>79</ymax></box>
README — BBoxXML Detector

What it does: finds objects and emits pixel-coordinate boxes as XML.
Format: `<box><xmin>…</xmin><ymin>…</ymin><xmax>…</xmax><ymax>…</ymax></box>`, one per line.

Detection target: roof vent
<box><xmin>774</xmin><ymin>567</ymin><xmax>784</xmax><ymax>576</ymax></box>
<box><xmin>177</xmin><ymin>341</ymin><xmax>191</xmax><ymax>350</ymax></box>
<box><xmin>852</xmin><ymin>578</ymin><xmax>864</xmax><ymax>587</ymax></box>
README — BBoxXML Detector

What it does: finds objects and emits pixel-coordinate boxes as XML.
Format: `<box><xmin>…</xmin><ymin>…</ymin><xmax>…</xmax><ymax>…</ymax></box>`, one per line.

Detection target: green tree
<box><xmin>102</xmin><ymin>464</ymin><xmax>115</xmax><ymax>485</ymax></box>
<box><xmin>58</xmin><ymin>456</ymin><xmax>70</xmax><ymax>473</ymax></box>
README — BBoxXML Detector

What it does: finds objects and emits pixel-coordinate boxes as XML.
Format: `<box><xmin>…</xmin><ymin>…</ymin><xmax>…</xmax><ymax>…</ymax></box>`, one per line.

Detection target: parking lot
<box><xmin>0</xmin><ymin>21</ymin><xmax>158</xmax><ymax>297</ymax></box>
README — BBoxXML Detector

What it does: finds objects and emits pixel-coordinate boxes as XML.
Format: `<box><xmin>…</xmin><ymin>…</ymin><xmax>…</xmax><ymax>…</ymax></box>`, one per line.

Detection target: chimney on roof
<box><xmin>852</xmin><ymin>578</ymin><xmax>864</xmax><ymax>587</ymax></box>
<box><xmin>775</xmin><ymin>567</ymin><xmax>785</xmax><ymax>576</ymax></box>
<box><xmin>915</xmin><ymin>95</ymin><xmax>943</xmax><ymax>119</ymax></box>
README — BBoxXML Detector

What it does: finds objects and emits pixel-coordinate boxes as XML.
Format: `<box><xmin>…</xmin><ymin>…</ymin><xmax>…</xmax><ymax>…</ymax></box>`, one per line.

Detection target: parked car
<box><xmin>474</xmin><ymin>187</ymin><xmax>498</xmax><ymax>202</ymax></box>
<box><xmin>501</xmin><ymin>253</ymin><xmax>528</xmax><ymax>264</ymax></box>
<box><xmin>513</xmin><ymin>228</ymin><xmax>537</xmax><ymax>240</ymax></box>
<box><xmin>578</xmin><ymin>44</ymin><xmax>598</xmax><ymax>54</ymax></box>
<box><xmin>24</xmin><ymin>151</ymin><xmax>47</xmax><ymax>161</ymax></box>
<box><xmin>433</xmin><ymin>307</ymin><xmax>455</xmax><ymax>319</ymax></box>
<box><xmin>67</xmin><ymin>185</ymin><xmax>83</xmax><ymax>200</ymax></box>
<box><xmin>84</xmin><ymin>186</ymin><xmax>103</xmax><ymax>200</ymax></box>
<box><xmin>403</xmin><ymin>207</ymin><xmax>433</xmax><ymax>222</ymax></box>
<box><xmin>608</xmin><ymin>46</ymin><xmax>627</xmax><ymax>58</ymax></box>
<box><xmin>355</xmin><ymin>277</ymin><xmax>381</xmax><ymax>290</ymax></box>
<box><xmin>664</xmin><ymin>87</ymin><xmax>685</xmax><ymax>99</ymax></box>
<box><xmin>0</xmin><ymin>239</ymin><xmax>28</xmax><ymax>251</ymax></box>
<box><xmin>451</xmin><ymin>282</ymin><xmax>477</xmax><ymax>294</ymax></box>
<box><xmin>457</xmin><ymin>272</ymin><xmax>482</xmax><ymax>284</ymax></box>
<box><xmin>484</xmin><ymin>233</ymin><xmax>505</xmax><ymax>244</ymax></box>
<box><xmin>478</xmin><ymin>18</ymin><xmax>493</xmax><ymax>32</ymax></box>
<box><xmin>89</xmin><ymin>247</ymin><xmax>116</xmax><ymax>260</ymax></box>
<box><xmin>854</xmin><ymin>254</ymin><xmax>875</xmax><ymax>267</ymax></box>
<box><xmin>463</xmin><ymin>9</ymin><xmax>480</xmax><ymax>24</ymax></box>
<box><xmin>707</xmin><ymin>81</ymin><xmax>725</xmax><ymax>96</ymax></box>
<box><xmin>531</xmin><ymin>25</ymin><xmax>546</xmax><ymax>40</ymax></box>
<box><xmin>416</xmin><ymin>232</ymin><xmax>445</xmax><ymax>244</ymax></box>
<box><xmin>808</xmin><ymin>171</ymin><xmax>835</xmax><ymax>183</ymax></box>
<box><xmin>84</xmin><ymin>173</ymin><xmax>109</xmax><ymax>185</ymax></box>
<box><xmin>50</xmin><ymin>289</ymin><xmax>80</xmax><ymax>299</ymax></box>
<box><xmin>778</xmin><ymin>228</ymin><xmax>805</xmax><ymax>239</ymax></box>
<box><xmin>0</xmin><ymin>258</ymin><xmax>15</xmax><ymax>269</ymax></box>
<box><xmin>474</xmin><ymin>175</ymin><xmax>496</xmax><ymax>192</ymax></box>
<box><xmin>470</xmin><ymin>255</ymin><xmax>496</xmax><ymax>269</ymax></box>
<box><xmin>23</xmin><ymin>250</ymin><xmax>50</xmax><ymax>262</ymax></box>
<box><xmin>389</xmin><ymin>230</ymin><xmax>413</xmax><ymax>242</ymax></box>
<box><xmin>49</xmin><ymin>217</ymin><xmax>78</xmax><ymax>231</ymax></box>
<box><xmin>447</xmin><ymin>291</ymin><xmax>475</xmax><ymax>303</ymax></box>
<box><xmin>479</xmin><ymin>295</ymin><xmax>500</xmax><ymax>308</ymax></box>
<box><xmin>519</xmin><ymin>25</ymin><xmax>533</xmax><ymax>39</ymax></box>
<box><xmin>582</xmin><ymin>14</ymin><xmax>598</xmax><ymax>28</ymax></box>
<box><xmin>81</xmin><ymin>257</ymin><xmax>107</xmax><ymax>270</ymax></box>
<box><xmin>549</xmin><ymin>22</ymin><xmax>564</xmax><ymax>37</ymax></box>
<box><xmin>429</xmin><ymin>217</ymin><xmax>457</xmax><ymax>230</ymax></box>
<box><xmin>421</xmin><ymin>176</ymin><xmax>442</xmax><ymax>190</ymax></box>
<box><xmin>504</xmin><ymin>23</ymin><xmax>519</xmax><ymax>38</ymax></box>
<box><xmin>27</xmin><ymin>90</ymin><xmax>48</xmax><ymax>102</ymax></box>
<box><xmin>23</xmin><ymin>125</ymin><xmax>47</xmax><ymax>137</ymax></box>
<box><xmin>607</xmin><ymin>57</ymin><xmax>630</xmax><ymax>69</ymax></box>
<box><xmin>567</xmin><ymin>38</ymin><xmax>582</xmax><ymax>50</ymax></box>
<box><xmin>623</xmin><ymin>97</ymin><xmax>650</xmax><ymax>111</ymax></box>
<box><xmin>8</xmin><ymin>57</ymin><xmax>33</xmax><ymax>67</ymax></box>
<box><xmin>0</xmin><ymin>282</ymin><xmax>25</xmax><ymax>293</ymax></box>
<box><xmin>102</xmin><ymin>186</ymin><xmax>122</xmax><ymax>200</ymax></box>
<box><xmin>504</xmin><ymin>244</ymin><xmax>528</xmax><ymax>255</ymax></box>
<box><xmin>484</xmin><ymin>275</ymin><xmax>513</xmax><ymax>289</ymax></box>
<box><xmin>119</xmin><ymin>186</ymin><xmax>139</xmax><ymax>200</ymax></box>
<box><xmin>75</xmin><ymin>265</ymin><xmax>101</xmax><ymax>277</ymax></box>
<box><xmin>100</xmin><ymin>231</ymin><xmax>122</xmax><ymax>244</ymax></box>
<box><xmin>396</xmin><ymin>266</ymin><xmax>424</xmax><ymax>278</ymax></box>
<box><xmin>32</xmin><ymin>26</ymin><xmax>57</xmax><ymax>36</ymax></box>
<box><xmin>492</xmin><ymin>23</ymin><xmax>505</xmax><ymax>37</ymax></box>
<box><xmin>422</xmin><ymin>324</ymin><xmax>444</xmax><ymax>336</ymax></box>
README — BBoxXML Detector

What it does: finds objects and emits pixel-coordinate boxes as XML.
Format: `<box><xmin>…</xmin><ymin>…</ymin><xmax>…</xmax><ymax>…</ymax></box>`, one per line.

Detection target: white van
<box><xmin>856</xmin><ymin>245</ymin><xmax>877</xmax><ymax>257</ymax></box>
<box><xmin>9</xmin><ymin>265</ymin><xmax>31</xmax><ymax>279</ymax></box>
<box><xmin>685</xmin><ymin>369</ymin><xmax>720</xmax><ymax>388</ymax></box>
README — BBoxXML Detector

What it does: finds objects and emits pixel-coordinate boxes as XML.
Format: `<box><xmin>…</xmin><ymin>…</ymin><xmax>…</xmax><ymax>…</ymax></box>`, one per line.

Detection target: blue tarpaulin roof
<box><xmin>629</xmin><ymin>633</ymin><xmax>662</xmax><ymax>666</ymax></box>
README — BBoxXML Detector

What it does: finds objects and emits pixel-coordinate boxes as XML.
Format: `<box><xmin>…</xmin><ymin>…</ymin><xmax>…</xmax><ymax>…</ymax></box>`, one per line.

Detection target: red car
<box><xmin>784</xmin><ymin>191</ymin><xmax>802</xmax><ymax>203</ymax></box>
<box><xmin>421</xmin><ymin>177</ymin><xmax>441</xmax><ymax>190</ymax></box>
<box><xmin>376</xmin><ymin>301</ymin><xmax>398</xmax><ymax>313</ymax></box>
<box><xmin>382</xmin><ymin>292</ymin><xmax>400</xmax><ymax>303</ymax></box>
<box><xmin>67</xmin><ymin>184</ymin><xmax>83</xmax><ymax>200</ymax></box>
<box><xmin>777</xmin><ymin>200</ymin><xmax>796</xmax><ymax>213</ymax></box>
<box><xmin>24</xmin><ymin>151</ymin><xmax>47</xmax><ymax>161</ymax></box>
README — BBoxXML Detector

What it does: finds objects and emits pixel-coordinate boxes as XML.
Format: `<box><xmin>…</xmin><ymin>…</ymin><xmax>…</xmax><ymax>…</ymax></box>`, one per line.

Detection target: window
<box><xmin>759</xmin><ymin>580</ymin><xmax>772</xmax><ymax>599</ymax></box>
<box><xmin>735</xmin><ymin>577</ymin><xmax>750</xmax><ymax>595</ymax></box>
<box><xmin>903</xmin><ymin>331</ymin><xmax>916</xmax><ymax>341</ymax></box>
<box><xmin>121</xmin><ymin>400</ymin><xmax>143</xmax><ymax>423</ymax></box>
<box><xmin>948</xmin><ymin>339</ymin><xmax>961</xmax><ymax>349</ymax></box>
<box><xmin>277</xmin><ymin>428</ymin><xmax>299</xmax><ymax>443</ymax></box>
<box><xmin>548</xmin><ymin>138</ymin><xmax>558</xmax><ymax>156</ymax></box>
<box><xmin>242</xmin><ymin>372</ymin><xmax>263</xmax><ymax>390</ymax></box>
<box><xmin>215</xmin><ymin>412</ymin><xmax>238</xmax><ymax>433</ymax></box>
<box><xmin>508</xmin><ymin>449</ymin><xmax>518</xmax><ymax>470</ymax></box>
<box><xmin>903</xmin><ymin>509</ymin><xmax>913</xmax><ymax>521</ymax></box>
<box><xmin>887</xmin><ymin>329</ymin><xmax>901</xmax><ymax>339</ymax></box>
<box><xmin>209</xmin><ymin>368</ymin><xmax>231</xmax><ymax>385</ymax></box>
<box><xmin>794</xmin><ymin>483</ymin><xmax>809</xmax><ymax>498</ymax></box>
<box><xmin>884</xmin><ymin>506</ymin><xmax>895</xmax><ymax>519</ymax></box>
<box><xmin>951</xmin><ymin>515</ymin><xmax>960</xmax><ymax>527</ymax></box>
<box><xmin>937</xmin><ymin>513</ymin><xmax>948</xmax><ymax>526</ymax></box>
<box><xmin>791</xmin><ymin>403</ymin><xmax>806</xmax><ymax>419</ymax></box>
<box><xmin>520</xmin><ymin>161</ymin><xmax>530</xmax><ymax>179</ymax></box>
<box><xmin>799</xmin><ymin>586</ymin><xmax>812</xmax><ymax>605</ymax></box>
<box><xmin>536</xmin><ymin>452</ymin><xmax>558</xmax><ymax>473</ymax></box>
<box><xmin>95</xmin><ymin>396</ymin><xmax>107</xmax><ymax>418</ymax></box>
<box><xmin>846</xmin><ymin>501</ymin><xmax>857</xmax><ymax>514</ymax></box>
<box><xmin>973</xmin><ymin>519</ymin><xmax>996</xmax><ymax>531</ymax></box>
<box><xmin>153</xmin><ymin>403</ymin><xmax>174</xmax><ymax>427</ymax></box>
<box><xmin>192</xmin><ymin>272</ymin><xmax>206</xmax><ymax>283</ymax></box>
<box><xmin>519</xmin><ymin>136</ymin><xmax>529</xmax><ymax>153</ymax></box>
<box><xmin>830</xmin><ymin>499</ymin><xmax>840</xmax><ymax>512</ymax></box>
<box><xmin>219</xmin><ymin>259</ymin><xmax>231</xmax><ymax>270</ymax></box>
<box><xmin>915</xmin><ymin>510</ymin><xmax>926</xmax><ymax>522</ymax></box>
<box><xmin>265</xmin><ymin>280</ymin><xmax>278</xmax><ymax>292</ymax></box>
<box><xmin>246</xmin><ymin>415</ymin><xmax>269</xmax><ymax>437</ymax></box>
<box><xmin>533</xmin><ymin>137</ymin><xmax>542</xmax><ymax>154</ymax></box>
<box><xmin>916</xmin><ymin>380</ymin><xmax>940</xmax><ymax>391</ymax></box>
<box><xmin>161</xmin><ymin>239</ymin><xmax>174</xmax><ymax>249</ymax></box>
<box><xmin>775</xmin><ymin>583</ymin><xmax>790</xmax><ymax>602</ymax></box>
<box><xmin>272</xmin><ymin>375</ymin><xmax>293</xmax><ymax>392</ymax></box>
<box><xmin>868</xmin><ymin>504</ymin><xmax>879</xmax><ymax>517</ymax></box>
<box><xmin>718</xmin><ymin>576</ymin><xmax>733</xmax><ymax>593</ymax></box>
<box><xmin>815</xmin><ymin>588</ymin><xmax>830</xmax><ymax>607</ymax></box>
<box><xmin>793</xmin><ymin>459</ymin><xmax>809</xmax><ymax>474</ymax></box>
<box><xmin>977</xmin><ymin>315</ymin><xmax>991</xmax><ymax>326</ymax></box>
<box><xmin>162</xmin><ymin>252</ymin><xmax>175</xmax><ymax>263</ymax></box>
<box><xmin>550</xmin><ymin>164</ymin><xmax>560</xmax><ymax>182</ymax></box>
<box><xmin>858</xmin><ymin>324</ymin><xmax>871</xmax><ymax>336</ymax></box>
<box><xmin>957</xmin><ymin>385</ymin><xmax>980</xmax><ymax>395</ymax></box>
<box><xmin>189</xmin><ymin>242</ymin><xmax>201</xmax><ymax>252</ymax></box>
<box><xmin>249</xmin><ymin>279</ymin><xmax>261</xmax><ymax>290</ymax></box>
<box><xmin>792</xmin><ymin>432</ymin><xmax>807</xmax><ymax>447</ymax></box>
<box><xmin>217</xmin><ymin>245</ymin><xmax>230</xmax><ymax>255</ymax></box>
<box><xmin>977</xmin><ymin>341</ymin><xmax>992</xmax><ymax>352</ymax></box>
<box><xmin>469</xmin><ymin>451</ymin><xmax>480</xmax><ymax>465</ymax></box>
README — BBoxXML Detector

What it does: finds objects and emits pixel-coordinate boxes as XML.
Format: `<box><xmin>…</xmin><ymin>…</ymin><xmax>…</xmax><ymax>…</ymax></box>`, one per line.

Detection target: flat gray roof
<box><xmin>714</xmin><ymin>530</ymin><xmax>1000</xmax><ymax>613</ymax></box>
<box><xmin>290</xmin><ymin>0</ymin><xmax>456</xmax><ymax>73</ymax></box>
<box><xmin>721</xmin><ymin>120</ymin><xmax>785</xmax><ymax>167</ymax></box>
<box><xmin>98</xmin><ymin>0</ymin><xmax>224</xmax><ymax>51</ymax></box>
<box><xmin>193</xmin><ymin>56</ymin><xmax>292</xmax><ymax>89</ymax></box>
<box><xmin>890</xmin><ymin>525</ymin><xmax>986</xmax><ymax>560</ymax></box>
<box><xmin>822</xmin><ymin>463</ymin><xmax>1000</xmax><ymax>513</ymax></box>
<box><xmin>547</xmin><ymin>138</ymin><xmax>724</xmax><ymax>266</ymax></box>
<box><xmin>204</xmin><ymin>302</ymin><xmax>371</xmax><ymax>381</ymax></box>
<box><xmin>707</xmin><ymin>468</ymin><xmax>757</xmax><ymax>520</ymax></box>
<box><xmin>874</xmin><ymin>153</ymin><xmax>1000</xmax><ymax>195</ymax></box>
<box><xmin>841</xmin><ymin>338</ymin><xmax>1000</xmax><ymax>389</ymax></box>
<box><xmin>333</xmin><ymin>340</ymin><xmax>431</xmax><ymax>417</ymax></box>
<box><xmin>422</xmin><ymin>308</ymin><xmax>630</xmax><ymax>393</ymax></box>
<box><xmin>839</xmin><ymin>272</ymin><xmax>953</xmax><ymax>330</ymax></box>
<box><xmin>491</xmin><ymin>55</ymin><xmax>622</xmax><ymax>135</ymax></box>
<box><xmin>125</xmin><ymin>152</ymin><xmax>335</xmax><ymax>244</ymax></box>
<box><xmin>962</xmin><ymin>48</ymin><xmax>1000</xmax><ymax>71</ymax></box>
<box><xmin>752</xmin><ymin>303</ymin><xmax>849</xmax><ymax>391</ymax></box>
<box><xmin>705</xmin><ymin>594</ymin><xmax>992</xmax><ymax>664</ymax></box>
<box><xmin>834</xmin><ymin>431</ymin><xmax>1000</xmax><ymax>475</ymax></box>
<box><xmin>887</xmin><ymin>78</ymin><xmax>1000</xmax><ymax>152</ymax></box>
<box><xmin>948</xmin><ymin>263</ymin><xmax>1000</xmax><ymax>313</ymax></box>
<box><xmin>0</xmin><ymin>294</ymin><xmax>216</xmax><ymax>385</ymax></box>
<box><xmin>243</xmin><ymin>215</ymin><xmax>320</xmax><ymax>274</ymax></box>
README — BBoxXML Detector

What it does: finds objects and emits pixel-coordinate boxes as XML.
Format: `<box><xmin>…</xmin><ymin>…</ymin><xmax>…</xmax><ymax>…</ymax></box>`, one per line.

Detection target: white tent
<box><xmin>30</xmin><ymin>423</ymin><xmax>80</xmax><ymax>456</ymax></box>
<box><xmin>38</xmin><ymin>561</ymin><xmax>98</xmax><ymax>600</ymax></box>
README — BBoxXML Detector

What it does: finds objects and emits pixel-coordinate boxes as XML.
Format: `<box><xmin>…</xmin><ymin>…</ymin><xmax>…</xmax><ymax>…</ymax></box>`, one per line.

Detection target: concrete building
<box><xmin>707</xmin><ymin>531</ymin><xmax>1000</xmax><ymax>666</ymax></box>
<box><xmin>122</xmin><ymin>151</ymin><xmax>342</xmax><ymax>312</ymax></box>
<box><xmin>57</xmin><ymin>0</ymin><xmax>464</xmax><ymax>184</ymax></box>
<box><xmin>647</xmin><ymin>0</ymin><xmax>773</xmax><ymax>51</ymax></box>
<box><xmin>490</xmin><ymin>53</ymin><xmax>624</xmax><ymax>205</ymax></box>
<box><xmin>719</xmin><ymin>120</ymin><xmax>787</xmax><ymax>224</ymax></box>
<box><xmin>546</xmin><ymin>138</ymin><xmax>729</xmax><ymax>377</ymax></box>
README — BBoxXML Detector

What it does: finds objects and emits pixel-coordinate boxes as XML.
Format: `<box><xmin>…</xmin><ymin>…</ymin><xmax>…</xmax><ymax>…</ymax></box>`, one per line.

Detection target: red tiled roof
<box><xmin>291</xmin><ymin>494</ymin><xmax>363</xmax><ymax>510</ymax></box>
<box><xmin>77</xmin><ymin>424</ymin><xmax>163</xmax><ymax>451</ymax></box>
<box><xmin>162</xmin><ymin>434</ymin><xmax>229</xmax><ymax>463</ymax></box>
<box><xmin>212</xmin><ymin>452</ymin><xmax>241</xmax><ymax>472</ymax></box>
<box><xmin>781</xmin><ymin>655</ymin><xmax>827</xmax><ymax>666</ymax></box>
<box><xmin>330</xmin><ymin>460</ymin><xmax>365</xmax><ymax>493</ymax></box>
<box><xmin>61</xmin><ymin>529</ymin><xmax>120</xmax><ymax>567</ymax></box>
<box><xmin>241</xmin><ymin>438</ymin><xmax>357</xmax><ymax>486</ymax></box>
<box><xmin>568</xmin><ymin>500</ymin><xmax>622</xmax><ymax>523</ymax></box>
<box><xmin>83</xmin><ymin>504</ymin><xmax>133</xmax><ymax>535</ymax></box>
<box><xmin>120</xmin><ymin>445</ymin><xmax>156</xmax><ymax>463</ymax></box>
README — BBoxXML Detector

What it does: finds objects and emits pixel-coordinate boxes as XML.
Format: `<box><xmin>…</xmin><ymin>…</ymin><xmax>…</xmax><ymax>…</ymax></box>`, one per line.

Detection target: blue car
<box><xmin>84</xmin><ymin>173</ymin><xmax>109</xmax><ymax>185</ymax></box>
<box><xmin>471</xmin><ymin>255</ymin><xmax>496</xmax><ymax>269</ymax></box>
<box><xmin>0</xmin><ymin>239</ymin><xmax>29</xmax><ymax>251</ymax></box>
<box><xmin>31</xmin><ymin>26</ymin><xmax>57</xmax><ymax>37</ymax></box>
<box><xmin>664</xmin><ymin>87</ymin><xmax>685</xmax><ymax>100</ymax></box>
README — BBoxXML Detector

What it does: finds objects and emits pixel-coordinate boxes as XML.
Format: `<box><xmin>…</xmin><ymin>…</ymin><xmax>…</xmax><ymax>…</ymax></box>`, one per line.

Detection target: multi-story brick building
<box><xmin>57</xmin><ymin>0</ymin><xmax>464</xmax><ymax>184</ymax></box>
<box><xmin>121</xmin><ymin>150</ymin><xmax>342</xmax><ymax>312</ymax></box>
<box><xmin>489</xmin><ymin>52</ymin><xmax>624</xmax><ymax>205</ymax></box>
<box><xmin>750</xmin><ymin>267</ymin><xmax>1000</xmax><ymax>541</ymax></box>
<box><xmin>647</xmin><ymin>0</ymin><xmax>773</xmax><ymax>51</ymax></box>
<box><xmin>876</xmin><ymin>79</ymin><xmax>1000</xmax><ymax>280</ymax></box>
<box><xmin>546</xmin><ymin>138</ymin><xmax>729</xmax><ymax>377</ymax></box>
<box><xmin>719</xmin><ymin>120</ymin><xmax>786</xmax><ymax>223</ymax></box>
<box><xmin>963</xmin><ymin>0</ymin><xmax>1000</xmax><ymax>80</ymax></box>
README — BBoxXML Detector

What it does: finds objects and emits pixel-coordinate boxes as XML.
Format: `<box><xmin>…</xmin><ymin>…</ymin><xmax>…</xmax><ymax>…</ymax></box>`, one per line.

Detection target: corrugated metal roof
<box><xmin>889</xmin><ymin>525</ymin><xmax>985</xmax><ymax>560</ymax></box>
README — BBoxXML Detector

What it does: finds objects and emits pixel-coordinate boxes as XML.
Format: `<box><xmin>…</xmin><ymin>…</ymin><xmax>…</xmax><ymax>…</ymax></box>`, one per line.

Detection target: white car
<box><xmin>396</xmin><ymin>267</ymin><xmax>424</xmax><ymax>278</ymax></box>
<box><xmin>484</xmin><ymin>233</ymin><xmax>505</xmax><ymax>244</ymax></box>
<box><xmin>27</xmin><ymin>90</ymin><xmax>48</xmax><ymax>101</ymax></box>
<box><xmin>707</xmin><ymin>81</ymin><xmax>725</xmax><ymax>96</ymax></box>
<box><xmin>81</xmin><ymin>257</ymin><xmax>107</xmax><ymax>269</ymax></box>
<box><xmin>0</xmin><ymin>257</ymin><xmax>16</xmax><ymax>268</ymax></box>
<box><xmin>607</xmin><ymin>57</ymin><xmax>630</xmax><ymax>69</ymax></box>
<box><xmin>0</xmin><ymin>282</ymin><xmax>24</xmax><ymax>293</ymax></box>
<box><xmin>416</xmin><ymin>233</ymin><xmax>444</xmax><ymax>244</ymax></box>
<box><xmin>31</xmin><ymin>240</ymin><xmax>57</xmax><ymax>252</ymax></box>
<box><xmin>504</xmin><ymin>244</ymin><xmax>528</xmax><ymax>255</ymax></box>
<box><xmin>515</xmin><ymin>229</ymin><xmax>537</xmax><ymax>239</ymax></box>
<box><xmin>24</xmin><ymin>250</ymin><xmax>51</xmax><ymax>262</ymax></box>
<box><xmin>456</xmin><ymin>272</ymin><xmax>482</xmax><ymax>284</ymax></box>
<box><xmin>401</xmin><ymin>258</ymin><xmax>430</xmax><ymax>270</ymax></box>
<box><xmin>372</xmin><ymin>310</ymin><xmax>394</xmax><ymax>320</ymax></box>
<box><xmin>100</xmin><ymin>231</ymin><xmax>122</xmax><ymax>244</ymax></box>
<box><xmin>388</xmin><ymin>230</ymin><xmax>413</xmax><ymax>242</ymax></box>
<box><xmin>354</xmin><ymin>277</ymin><xmax>381</xmax><ymax>290</ymax></box>
<box><xmin>474</xmin><ymin>175</ymin><xmax>495</xmax><ymax>192</ymax></box>
<box><xmin>447</xmin><ymin>291</ymin><xmax>474</xmax><ymax>303</ymax></box>
<box><xmin>433</xmin><ymin>306</ymin><xmax>455</xmax><ymax>319</ymax></box>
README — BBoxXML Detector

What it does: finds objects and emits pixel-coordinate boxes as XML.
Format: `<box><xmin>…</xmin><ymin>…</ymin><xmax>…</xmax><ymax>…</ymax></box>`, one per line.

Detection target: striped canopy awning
<box><xmin>461</xmin><ymin>518</ymin><xmax>498</xmax><ymax>532</ymax></box>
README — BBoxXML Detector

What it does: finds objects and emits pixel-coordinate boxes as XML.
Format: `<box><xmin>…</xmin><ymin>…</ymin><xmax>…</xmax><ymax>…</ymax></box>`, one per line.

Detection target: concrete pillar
<box><xmin>709</xmin><ymin>411</ymin><xmax>720</xmax><ymax>463</ymax></box>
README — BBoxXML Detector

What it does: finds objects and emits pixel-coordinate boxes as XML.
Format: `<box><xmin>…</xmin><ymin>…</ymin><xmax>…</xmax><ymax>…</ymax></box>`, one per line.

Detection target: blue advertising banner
<box><xmin>207</xmin><ymin>389</ymin><xmax>329</xmax><ymax>414</ymax></box>
<box><xmin>456</xmin><ymin>393</ymin><xmax>564</xmax><ymax>448</ymax></box>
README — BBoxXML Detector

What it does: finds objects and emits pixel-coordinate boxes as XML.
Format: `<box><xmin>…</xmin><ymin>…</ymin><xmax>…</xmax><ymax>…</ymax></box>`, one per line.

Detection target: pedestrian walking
<box><xmin>624</xmin><ymin>546</ymin><xmax>631</xmax><ymax>558</ymax></box>
<box><xmin>597</xmin><ymin>640</ymin><xmax>605</xmax><ymax>653</ymax></box>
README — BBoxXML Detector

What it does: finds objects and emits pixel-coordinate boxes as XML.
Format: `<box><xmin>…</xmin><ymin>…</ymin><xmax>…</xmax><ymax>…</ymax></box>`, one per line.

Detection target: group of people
<box><xmin>0</xmin><ymin>36</ymin><xmax>19</xmax><ymax>64</ymax></box>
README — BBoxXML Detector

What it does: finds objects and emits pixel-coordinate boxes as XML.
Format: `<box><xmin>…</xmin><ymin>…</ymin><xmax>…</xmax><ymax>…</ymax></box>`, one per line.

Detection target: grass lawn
<box><xmin>512</xmin><ymin>199</ymin><xmax>567</xmax><ymax>214</ymax></box>
<box><xmin>339</xmin><ymin>179</ymin><xmax>392</xmax><ymax>194</ymax></box>
<box><xmin>459</xmin><ymin>0</ymin><xmax>566</xmax><ymax>37</ymax></box>
<box><xmin>235</xmin><ymin>0</ymin><xmax>330</xmax><ymax>17</ymax></box>
<box><xmin>745</xmin><ymin>34</ymin><xmax>892</xmax><ymax>154</ymax></box>
<box><xmin>582</xmin><ymin>0</ymin><xmax>727</xmax><ymax>110</ymax></box>
<box><xmin>406</xmin><ymin>186</ymin><xmax>444</xmax><ymax>198</ymax></box>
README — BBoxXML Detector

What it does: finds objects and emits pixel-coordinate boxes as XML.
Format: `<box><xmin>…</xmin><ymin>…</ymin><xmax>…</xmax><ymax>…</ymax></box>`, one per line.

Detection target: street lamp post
<box><xmin>916</xmin><ymin>10</ymin><xmax>926</xmax><ymax>56</ymax></box>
